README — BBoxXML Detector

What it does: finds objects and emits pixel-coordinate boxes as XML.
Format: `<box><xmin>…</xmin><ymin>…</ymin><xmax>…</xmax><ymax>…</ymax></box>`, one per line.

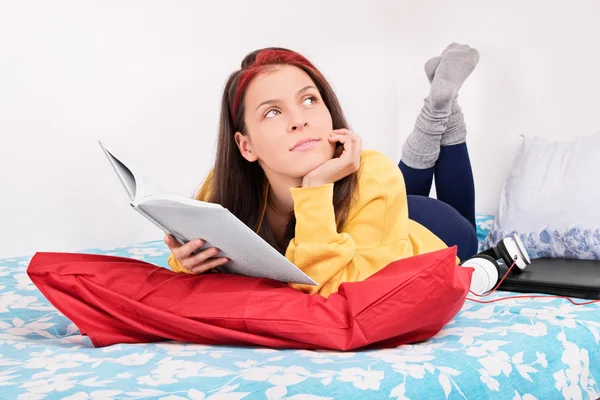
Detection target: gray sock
<box><xmin>424</xmin><ymin>44</ymin><xmax>479</xmax><ymax>146</ymax></box>
<box><xmin>401</xmin><ymin>59</ymin><xmax>447</xmax><ymax>169</ymax></box>
<box><xmin>402</xmin><ymin>43</ymin><xmax>479</xmax><ymax>168</ymax></box>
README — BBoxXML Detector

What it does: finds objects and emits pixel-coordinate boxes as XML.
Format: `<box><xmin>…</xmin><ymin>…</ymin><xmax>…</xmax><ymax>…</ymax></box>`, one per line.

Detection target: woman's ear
<box><xmin>234</xmin><ymin>131</ymin><xmax>258</xmax><ymax>162</ymax></box>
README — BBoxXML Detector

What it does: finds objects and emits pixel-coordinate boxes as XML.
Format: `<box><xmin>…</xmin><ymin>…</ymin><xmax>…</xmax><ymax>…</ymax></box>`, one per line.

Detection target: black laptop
<box><xmin>498</xmin><ymin>257</ymin><xmax>600</xmax><ymax>299</ymax></box>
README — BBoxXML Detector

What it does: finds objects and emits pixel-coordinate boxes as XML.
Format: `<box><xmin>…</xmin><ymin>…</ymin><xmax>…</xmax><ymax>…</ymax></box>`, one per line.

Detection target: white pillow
<box><xmin>483</xmin><ymin>132</ymin><xmax>600</xmax><ymax>260</ymax></box>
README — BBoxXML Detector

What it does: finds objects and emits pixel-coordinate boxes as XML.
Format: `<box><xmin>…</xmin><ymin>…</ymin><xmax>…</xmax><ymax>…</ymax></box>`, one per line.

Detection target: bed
<box><xmin>1</xmin><ymin>215</ymin><xmax>599</xmax><ymax>399</ymax></box>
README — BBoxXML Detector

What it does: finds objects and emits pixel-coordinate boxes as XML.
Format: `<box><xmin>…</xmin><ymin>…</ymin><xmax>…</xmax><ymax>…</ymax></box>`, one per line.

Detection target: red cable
<box><xmin>465</xmin><ymin>257</ymin><xmax>600</xmax><ymax>306</ymax></box>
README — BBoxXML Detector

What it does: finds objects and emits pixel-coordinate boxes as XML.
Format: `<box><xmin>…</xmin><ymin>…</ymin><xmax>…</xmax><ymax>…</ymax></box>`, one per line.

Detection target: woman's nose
<box><xmin>291</xmin><ymin>121</ymin><xmax>308</xmax><ymax>131</ymax></box>
<box><xmin>289</xmin><ymin>110</ymin><xmax>308</xmax><ymax>131</ymax></box>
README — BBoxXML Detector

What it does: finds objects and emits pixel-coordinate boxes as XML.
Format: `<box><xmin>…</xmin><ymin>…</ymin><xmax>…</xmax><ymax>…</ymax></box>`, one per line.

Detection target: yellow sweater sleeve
<box><xmin>168</xmin><ymin>252</ymin><xmax>192</xmax><ymax>274</ymax></box>
<box><xmin>285</xmin><ymin>150</ymin><xmax>415</xmax><ymax>297</ymax></box>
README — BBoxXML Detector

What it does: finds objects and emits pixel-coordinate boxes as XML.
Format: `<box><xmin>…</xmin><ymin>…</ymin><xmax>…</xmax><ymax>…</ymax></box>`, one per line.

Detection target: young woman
<box><xmin>165</xmin><ymin>44</ymin><xmax>480</xmax><ymax>297</ymax></box>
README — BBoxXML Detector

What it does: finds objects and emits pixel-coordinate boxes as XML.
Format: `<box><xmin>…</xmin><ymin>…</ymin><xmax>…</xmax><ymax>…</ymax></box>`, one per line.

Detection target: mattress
<box><xmin>1</xmin><ymin>215</ymin><xmax>599</xmax><ymax>399</ymax></box>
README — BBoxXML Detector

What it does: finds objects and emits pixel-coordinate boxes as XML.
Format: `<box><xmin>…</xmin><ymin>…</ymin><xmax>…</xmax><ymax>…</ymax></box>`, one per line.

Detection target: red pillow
<box><xmin>27</xmin><ymin>246</ymin><xmax>471</xmax><ymax>350</ymax></box>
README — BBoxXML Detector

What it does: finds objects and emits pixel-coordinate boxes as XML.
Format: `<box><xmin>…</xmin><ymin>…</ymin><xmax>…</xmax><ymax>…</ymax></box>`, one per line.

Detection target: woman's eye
<box><xmin>265</xmin><ymin>109</ymin><xmax>280</xmax><ymax>118</ymax></box>
<box><xmin>303</xmin><ymin>96</ymin><xmax>316</xmax><ymax>105</ymax></box>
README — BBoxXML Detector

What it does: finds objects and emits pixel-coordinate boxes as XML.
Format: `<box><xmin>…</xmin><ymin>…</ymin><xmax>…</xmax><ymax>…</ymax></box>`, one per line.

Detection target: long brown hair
<box><xmin>198</xmin><ymin>47</ymin><xmax>359</xmax><ymax>254</ymax></box>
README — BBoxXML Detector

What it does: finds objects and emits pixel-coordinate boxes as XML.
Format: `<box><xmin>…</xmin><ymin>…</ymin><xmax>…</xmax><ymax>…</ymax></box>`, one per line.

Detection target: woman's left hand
<box><xmin>302</xmin><ymin>129</ymin><xmax>362</xmax><ymax>188</ymax></box>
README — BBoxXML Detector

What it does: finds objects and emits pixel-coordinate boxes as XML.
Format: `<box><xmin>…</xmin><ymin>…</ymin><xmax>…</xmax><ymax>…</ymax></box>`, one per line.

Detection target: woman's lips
<box><xmin>291</xmin><ymin>138</ymin><xmax>320</xmax><ymax>152</ymax></box>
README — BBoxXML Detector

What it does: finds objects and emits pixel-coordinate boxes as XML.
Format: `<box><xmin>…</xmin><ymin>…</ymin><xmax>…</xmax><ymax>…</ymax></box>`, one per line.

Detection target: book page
<box><xmin>99</xmin><ymin>141</ymin><xmax>146</xmax><ymax>202</ymax></box>
<box><xmin>137</xmin><ymin>197</ymin><xmax>317</xmax><ymax>286</ymax></box>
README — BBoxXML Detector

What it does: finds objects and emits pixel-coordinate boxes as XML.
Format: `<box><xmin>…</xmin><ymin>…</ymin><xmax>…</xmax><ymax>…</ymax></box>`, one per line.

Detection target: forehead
<box><xmin>244</xmin><ymin>65</ymin><xmax>316</xmax><ymax>105</ymax></box>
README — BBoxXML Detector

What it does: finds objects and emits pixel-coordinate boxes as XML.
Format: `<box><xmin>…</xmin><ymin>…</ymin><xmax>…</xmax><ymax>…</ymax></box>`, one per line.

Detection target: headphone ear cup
<box><xmin>513</xmin><ymin>234</ymin><xmax>531</xmax><ymax>265</ymax></box>
<box><xmin>498</xmin><ymin>237</ymin><xmax>530</xmax><ymax>272</ymax></box>
<box><xmin>461</xmin><ymin>254</ymin><xmax>500</xmax><ymax>295</ymax></box>
<box><xmin>496</xmin><ymin>239</ymin><xmax>517</xmax><ymax>270</ymax></box>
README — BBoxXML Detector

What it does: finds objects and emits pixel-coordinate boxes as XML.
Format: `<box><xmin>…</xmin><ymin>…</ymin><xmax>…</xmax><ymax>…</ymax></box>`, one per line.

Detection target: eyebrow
<box><xmin>255</xmin><ymin>85</ymin><xmax>318</xmax><ymax>111</ymax></box>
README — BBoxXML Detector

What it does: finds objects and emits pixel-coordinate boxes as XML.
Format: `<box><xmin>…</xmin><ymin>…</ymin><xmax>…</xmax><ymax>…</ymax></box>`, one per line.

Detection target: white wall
<box><xmin>394</xmin><ymin>0</ymin><xmax>600</xmax><ymax>215</ymax></box>
<box><xmin>0</xmin><ymin>0</ymin><xmax>398</xmax><ymax>258</ymax></box>
<box><xmin>2</xmin><ymin>1</ymin><xmax>599</xmax><ymax>258</ymax></box>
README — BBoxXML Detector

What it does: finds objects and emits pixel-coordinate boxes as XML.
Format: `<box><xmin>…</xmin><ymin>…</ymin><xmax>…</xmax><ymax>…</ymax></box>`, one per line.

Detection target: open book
<box><xmin>99</xmin><ymin>141</ymin><xmax>317</xmax><ymax>286</ymax></box>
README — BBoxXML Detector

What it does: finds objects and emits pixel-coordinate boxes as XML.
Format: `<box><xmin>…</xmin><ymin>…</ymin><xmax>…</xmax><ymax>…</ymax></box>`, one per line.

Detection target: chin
<box><xmin>288</xmin><ymin>151</ymin><xmax>333</xmax><ymax>178</ymax></box>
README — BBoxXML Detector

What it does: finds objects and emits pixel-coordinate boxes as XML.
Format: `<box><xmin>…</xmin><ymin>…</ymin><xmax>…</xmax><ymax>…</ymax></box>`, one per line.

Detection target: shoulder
<box><xmin>358</xmin><ymin>149</ymin><xmax>404</xmax><ymax>190</ymax></box>
<box><xmin>346</xmin><ymin>149</ymin><xmax>406</xmax><ymax>218</ymax></box>
<box><xmin>343</xmin><ymin>149</ymin><xmax>407</xmax><ymax>229</ymax></box>
<box><xmin>195</xmin><ymin>169</ymin><xmax>215</xmax><ymax>201</ymax></box>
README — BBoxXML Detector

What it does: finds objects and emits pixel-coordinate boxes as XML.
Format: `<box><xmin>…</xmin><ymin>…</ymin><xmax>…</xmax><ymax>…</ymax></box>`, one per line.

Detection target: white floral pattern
<box><xmin>483</xmin><ymin>224</ymin><xmax>600</xmax><ymax>260</ymax></box>
<box><xmin>1</xmin><ymin>215</ymin><xmax>600</xmax><ymax>399</ymax></box>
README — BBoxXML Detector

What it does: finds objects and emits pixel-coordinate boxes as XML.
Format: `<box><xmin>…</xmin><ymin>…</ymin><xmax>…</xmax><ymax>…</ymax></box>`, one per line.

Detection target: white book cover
<box><xmin>99</xmin><ymin>141</ymin><xmax>317</xmax><ymax>286</ymax></box>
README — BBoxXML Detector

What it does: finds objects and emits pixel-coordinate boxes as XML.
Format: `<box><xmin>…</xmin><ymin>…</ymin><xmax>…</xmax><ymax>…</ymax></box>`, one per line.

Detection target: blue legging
<box><xmin>399</xmin><ymin>143</ymin><xmax>478</xmax><ymax>261</ymax></box>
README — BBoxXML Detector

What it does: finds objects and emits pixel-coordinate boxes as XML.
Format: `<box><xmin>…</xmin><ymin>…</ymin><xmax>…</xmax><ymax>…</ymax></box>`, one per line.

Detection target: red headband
<box><xmin>230</xmin><ymin>49</ymin><xmax>319</xmax><ymax>123</ymax></box>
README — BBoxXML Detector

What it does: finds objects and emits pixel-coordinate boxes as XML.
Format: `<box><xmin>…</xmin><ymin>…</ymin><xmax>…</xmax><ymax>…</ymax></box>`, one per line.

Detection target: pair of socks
<box><xmin>402</xmin><ymin>43</ymin><xmax>480</xmax><ymax>169</ymax></box>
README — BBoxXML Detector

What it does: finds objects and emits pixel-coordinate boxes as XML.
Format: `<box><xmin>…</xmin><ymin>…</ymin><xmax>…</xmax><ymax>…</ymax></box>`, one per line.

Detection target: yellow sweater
<box><xmin>168</xmin><ymin>150</ymin><xmax>450</xmax><ymax>297</ymax></box>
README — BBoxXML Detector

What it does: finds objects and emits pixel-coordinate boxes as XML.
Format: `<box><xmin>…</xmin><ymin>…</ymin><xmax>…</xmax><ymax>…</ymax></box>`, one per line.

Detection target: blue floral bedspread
<box><xmin>1</xmin><ymin>215</ymin><xmax>599</xmax><ymax>399</ymax></box>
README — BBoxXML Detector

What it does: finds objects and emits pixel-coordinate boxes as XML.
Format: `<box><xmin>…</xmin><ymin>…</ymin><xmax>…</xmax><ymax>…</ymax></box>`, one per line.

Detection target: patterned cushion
<box><xmin>483</xmin><ymin>133</ymin><xmax>600</xmax><ymax>259</ymax></box>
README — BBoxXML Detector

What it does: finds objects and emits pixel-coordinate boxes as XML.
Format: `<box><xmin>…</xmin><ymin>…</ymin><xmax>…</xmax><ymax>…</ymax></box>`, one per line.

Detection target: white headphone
<box><xmin>461</xmin><ymin>234</ymin><xmax>531</xmax><ymax>295</ymax></box>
